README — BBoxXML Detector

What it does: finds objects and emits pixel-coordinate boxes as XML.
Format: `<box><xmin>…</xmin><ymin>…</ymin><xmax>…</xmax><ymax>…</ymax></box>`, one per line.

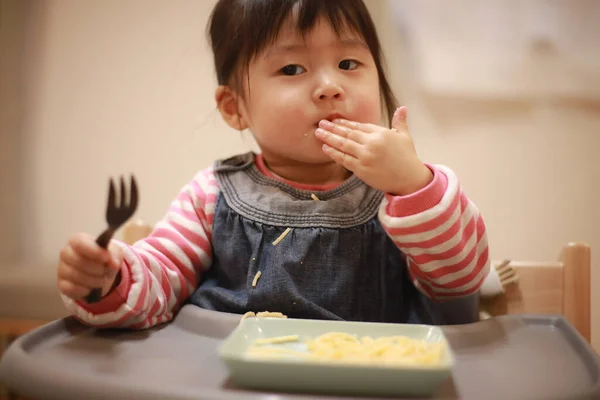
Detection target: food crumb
<box><xmin>252</xmin><ymin>271</ymin><xmax>262</xmax><ymax>287</ymax></box>
<box><xmin>272</xmin><ymin>227</ymin><xmax>291</xmax><ymax>246</ymax></box>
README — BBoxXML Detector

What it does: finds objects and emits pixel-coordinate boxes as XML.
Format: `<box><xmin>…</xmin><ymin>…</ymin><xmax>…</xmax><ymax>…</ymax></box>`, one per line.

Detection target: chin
<box><xmin>298</xmin><ymin>152</ymin><xmax>335</xmax><ymax>165</ymax></box>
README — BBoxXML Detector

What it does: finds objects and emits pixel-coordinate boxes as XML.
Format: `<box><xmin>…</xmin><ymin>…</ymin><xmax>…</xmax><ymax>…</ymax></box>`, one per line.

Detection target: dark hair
<box><xmin>207</xmin><ymin>0</ymin><xmax>399</xmax><ymax>125</ymax></box>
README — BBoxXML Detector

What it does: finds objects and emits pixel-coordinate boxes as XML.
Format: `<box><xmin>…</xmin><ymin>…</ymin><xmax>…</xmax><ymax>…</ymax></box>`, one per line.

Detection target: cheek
<box><xmin>272</xmin><ymin>87</ymin><xmax>304</xmax><ymax>108</ymax></box>
<box><xmin>346</xmin><ymin>71</ymin><xmax>383</xmax><ymax>124</ymax></box>
<box><xmin>256</xmin><ymin>90</ymin><xmax>307</xmax><ymax>126</ymax></box>
<box><xmin>352</xmin><ymin>91</ymin><xmax>382</xmax><ymax>124</ymax></box>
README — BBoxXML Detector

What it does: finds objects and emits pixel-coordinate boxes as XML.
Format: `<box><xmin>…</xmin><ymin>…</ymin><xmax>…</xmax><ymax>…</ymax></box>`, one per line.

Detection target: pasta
<box><xmin>253</xmin><ymin>335</ymin><xmax>299</xmax><ymax>346</ymax></box>
<box><xmin>252</xmin><ymin>271</ymin><xmax>262</xmax><ymax>287</ymax></box>
<box><xmin>311</xmin><ymin>193</ymin><xmax>320</xmax><ymax>201</ymax></box>
<box><xmin>272</xmin><ymin>228</ymin><xmax>291</xmax><ymax>245</ymax></box>
<box><xmin>239</xmin><ymin>311</ymin><xmax>288</xmax><ymax>324</ymax></box>
<box><xmin>256</xmin><ymin>311</ymin><xmax>287</xmax><ymax>318</ymax></box>
<box><xmin>241</xmin><ymin>311</ymin><xmax>256</xmax><ymax>321</ymax></box>
<box><xmin>246</xmin><ymin>332</ymin><xmax>447</xmax><ymax>367</ymax></box>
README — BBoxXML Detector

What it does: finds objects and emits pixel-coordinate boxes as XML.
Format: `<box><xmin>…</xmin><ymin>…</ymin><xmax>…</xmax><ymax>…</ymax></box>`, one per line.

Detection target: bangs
<box><xmin>247</xmin><ymin>0</ymin><xmax>370</xmax><ymax>60</ymax></box>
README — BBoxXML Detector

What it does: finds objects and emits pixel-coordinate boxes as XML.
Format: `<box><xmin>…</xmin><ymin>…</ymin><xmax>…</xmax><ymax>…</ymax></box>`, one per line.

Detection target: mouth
<box><xmin>313</xmin><ymin>112</ymin><xmax>346</xmax><ymax>129</ymax></box>
<box><xmin>324</xmin><ymin>112</ymin><xmax>345</xmax><ymax>122</ymax></box>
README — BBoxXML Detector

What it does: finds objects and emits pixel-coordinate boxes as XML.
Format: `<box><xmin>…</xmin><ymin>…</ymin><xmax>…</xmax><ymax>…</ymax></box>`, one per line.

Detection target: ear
<box><xmin>215</xmin><ymin>85</ymin><xmax>248</xmax><ymax>131</ymax></box>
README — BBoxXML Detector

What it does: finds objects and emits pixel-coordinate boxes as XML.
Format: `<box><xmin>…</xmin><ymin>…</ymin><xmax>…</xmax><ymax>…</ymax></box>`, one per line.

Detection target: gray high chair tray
<box><xmin>1</xmin><ymin>305</ymin><xmax>599</xmax><ymax>400</ymax></box>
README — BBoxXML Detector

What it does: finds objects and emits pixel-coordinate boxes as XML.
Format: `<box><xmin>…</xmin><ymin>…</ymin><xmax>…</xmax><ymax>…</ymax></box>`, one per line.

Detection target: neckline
<box><xmin>254</xmin><ymin>154</ymin><xmax>348</xmax><ymax>192</ymax></box>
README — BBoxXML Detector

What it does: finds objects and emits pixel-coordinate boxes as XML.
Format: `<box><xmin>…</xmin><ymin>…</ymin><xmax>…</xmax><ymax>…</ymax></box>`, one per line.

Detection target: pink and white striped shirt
<box><xmin>62</xmin><ymin>156</ymin><xmax>489</xmax><ymax>329</ymax></box>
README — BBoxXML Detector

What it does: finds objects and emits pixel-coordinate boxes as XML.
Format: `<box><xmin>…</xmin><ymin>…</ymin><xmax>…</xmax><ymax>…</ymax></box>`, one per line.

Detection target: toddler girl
<box><xmin>57</xmin><ymin>0</ymin><xmax>489</xmax><ymax>329</ymax></box>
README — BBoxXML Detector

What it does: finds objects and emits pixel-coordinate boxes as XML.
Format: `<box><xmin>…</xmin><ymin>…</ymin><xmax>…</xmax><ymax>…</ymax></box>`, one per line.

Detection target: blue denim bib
<box><xmin>188</xmin><ymin>153</ymin><xmax>478</xmax><ymax>324</ymax></box>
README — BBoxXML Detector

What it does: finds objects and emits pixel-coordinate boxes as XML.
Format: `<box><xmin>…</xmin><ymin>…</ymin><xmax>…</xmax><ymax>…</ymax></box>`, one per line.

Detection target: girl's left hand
<box><xmin>315</xmin><ymin>106</ymin><xmax>433</xmax><ymax>196</ymax></box>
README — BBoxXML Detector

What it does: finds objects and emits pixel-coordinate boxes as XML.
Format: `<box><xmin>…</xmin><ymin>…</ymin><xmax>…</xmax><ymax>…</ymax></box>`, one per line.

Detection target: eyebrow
<box><xmin>265</xmin><ymin>38</ymin><xmax>369</xmax><ymax>58</ymax></box>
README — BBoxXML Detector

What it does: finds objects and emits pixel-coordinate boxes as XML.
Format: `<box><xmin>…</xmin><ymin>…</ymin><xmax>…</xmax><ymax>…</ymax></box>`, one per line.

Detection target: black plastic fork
<box><xmin>85</xmin><ymin>175</ymin><xmax>138</xmax><ymax>303</ymax></box>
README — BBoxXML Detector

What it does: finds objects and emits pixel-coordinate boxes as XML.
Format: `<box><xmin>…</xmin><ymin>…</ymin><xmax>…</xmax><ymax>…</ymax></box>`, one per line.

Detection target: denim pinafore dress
<box><xmin>188</xmin><ymin>153</ymin><xmax>478</xmax><ymax>325</ymax></box>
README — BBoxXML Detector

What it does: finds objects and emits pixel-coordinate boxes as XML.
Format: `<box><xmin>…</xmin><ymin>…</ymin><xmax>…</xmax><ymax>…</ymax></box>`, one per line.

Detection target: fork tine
<box><xmin>88</xmin><ymin>174</ymin><xmax>138</xmax><ymax>304</ymax></box>
<box><xmin>129</xmin><ymin>175</ymin><xmax>138</xmax><ymax>212</ymax></box>
<box><xmin>120</xmin><ymin>175</ymin><xmax>126</xmax><ymax>208</ymax></box>
<box><xmin>107</xmin><ymin>178</ymin><xmax>116</xmax><ymax>220</ymax></box>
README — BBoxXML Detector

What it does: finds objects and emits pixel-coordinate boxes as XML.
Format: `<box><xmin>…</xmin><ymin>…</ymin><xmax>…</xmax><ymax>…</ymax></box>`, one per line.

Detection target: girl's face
<box><xmin>235</xmin><ymin>17</ymin><xmax>382</xmax><ymax>169</ymax></box>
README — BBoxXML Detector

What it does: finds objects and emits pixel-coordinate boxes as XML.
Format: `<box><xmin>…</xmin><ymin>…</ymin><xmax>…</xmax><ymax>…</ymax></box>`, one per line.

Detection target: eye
<box><xmin>339</xmin><ymin>59</ymin><xmax>359</xmax><ymax>70</ymax></box>
<box><xmin>280</xmin><ymin>64</ymin><xmax>306</xmax><ymax>76</ymax></box>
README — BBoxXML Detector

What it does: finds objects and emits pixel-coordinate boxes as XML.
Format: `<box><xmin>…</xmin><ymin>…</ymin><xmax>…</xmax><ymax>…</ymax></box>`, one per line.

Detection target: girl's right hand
<box><xmin>57</xmin><ymin>233</ymin><xmax>123</xmax><ymax>301</ymax></box>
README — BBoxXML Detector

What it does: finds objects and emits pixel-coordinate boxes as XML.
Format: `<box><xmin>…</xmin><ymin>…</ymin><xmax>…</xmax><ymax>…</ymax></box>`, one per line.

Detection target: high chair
<box><xmin>103</xmin><ymin>220</ymin><xmax>594</xmax><ymax>343</ymax></box>
<box><xmin>0</xmin><ymin>222</ymin><xmax>592</xmax><ymax>342</ymax></box>
<box><xmin>0</xmin><ymin>221</ymin><xmax>590</xmax><ymax>348</ymax></box>
<box><xmin>0</xmin><ymin>219</ymin><xmax>594</xmax><ymax>399</ymax></box>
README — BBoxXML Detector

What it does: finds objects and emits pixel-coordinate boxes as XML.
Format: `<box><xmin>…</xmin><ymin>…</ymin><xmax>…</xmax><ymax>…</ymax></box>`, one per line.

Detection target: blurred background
<box><xmin>1</xmin><ymin>0</ymin><xmax>598</xmax><ymax>349</ymax></box>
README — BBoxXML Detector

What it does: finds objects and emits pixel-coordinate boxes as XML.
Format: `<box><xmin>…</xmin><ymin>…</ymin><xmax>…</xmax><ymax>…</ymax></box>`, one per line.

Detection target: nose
<box><xmin>313</xmin><ymin>73</ymin><xmax>345</xmax><ymax>102</ymax></box>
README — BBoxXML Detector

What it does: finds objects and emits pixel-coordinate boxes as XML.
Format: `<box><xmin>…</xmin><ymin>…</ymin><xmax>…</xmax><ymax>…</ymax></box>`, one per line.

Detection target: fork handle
<box><xmin>85</xmin><ymin>288</ymin><xmax>103</xmax><ymax>303</ymax></box>
<box><xmin>85</xmin><ymin>228</ymin><xmax>114</xmax><ymax>303</ymax></box>
<box><xmin>95</xmin><ymin>228</ymin><xmax>114</xmax><ymax>249</ymax></box>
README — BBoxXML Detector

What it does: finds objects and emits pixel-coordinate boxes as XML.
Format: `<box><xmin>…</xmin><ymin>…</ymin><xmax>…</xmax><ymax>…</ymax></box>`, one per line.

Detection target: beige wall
<box><xmin>0</xmin><ymin>0</ymin><xmax>27</xmax><ymax>264</ymax></box>
<box><xmin>16</xmin><ymin>0</ymin><xmax>253</xmax><ymax>261</ymax></box>
<box><xmin>4</xmin><ymin>1</ymin><xmax>598</xmax><ymax>347</ymax></box>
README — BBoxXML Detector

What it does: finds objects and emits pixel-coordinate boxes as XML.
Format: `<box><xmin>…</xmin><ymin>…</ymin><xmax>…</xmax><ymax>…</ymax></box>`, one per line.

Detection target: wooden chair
<box><xmin>480</xmin><ymin>242</ymin><xmax>591</xmax><ymax>343</ymax></box>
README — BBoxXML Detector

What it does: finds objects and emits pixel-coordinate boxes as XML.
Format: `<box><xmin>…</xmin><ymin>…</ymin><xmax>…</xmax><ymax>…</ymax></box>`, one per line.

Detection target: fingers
<box><xmin>58</xmin><ymin>262</ymin><xmax>107</xmax><ymax>289</ymax></box>
<box><xmin>322</xmin><ymin>144</ymin><xmax>359</xmax><ymax>171</ymax></box>
<box><xmin>318</xmin><ymin>120</ymin><xmax>368</xmax><ymax>145</ymax></box>
<box><xmin>107</xmin><ymin>242</ymin><xmax>124</xmax><ymax>271</ymax></box>
<box><xmin>60</xmin><ymin>245</ymin><xmax>106</xmax><ymax>277</ymax></box>
<box><xmin>58</xmin><ymin>262</ymin><xmax>120</xmax><ymax>301</ymax></box>
<box><xmin>391</xmin><ymin>106</ymin><xmax>409</xmax><ymax>134</ymax></box>
<box><xmin>330</xmin><ymin>119</ymin><xmax>385</xmax><ymax>135</ymax></box>
<box><xmin>328</xmin><ymin>106</ymin><xmax>410</xmax><ymax>135</ymax></box>
<box><xmin>69</xmin><ymin>233</ymin><xmax>111</xmax><ymax>263</ymax></box>
<box><xmin>57</xmin><ymin>279</ymin><xmax>93</xmax><ymax>300</ymax></box>
<box><xmin>57</xmin><ymin>234</ymin><xmax>125</xmax><ymax>301</ymax></box>
<box><xmin>315</xmin><ymin>128</ymin><xmax>363</xmax><ymax>159</ymax></box>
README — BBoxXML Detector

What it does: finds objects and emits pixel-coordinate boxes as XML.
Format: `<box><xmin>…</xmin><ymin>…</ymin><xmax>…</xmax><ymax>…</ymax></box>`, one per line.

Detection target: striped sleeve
<box><xmin>378</xmin><ymin>164</ymin><xmax>490</xmax><ymax>300</ymax></box>
<box><xmin>61</xmin><ymin>167</ymin><xmax>219</xmax><ymax>329</ymax></box>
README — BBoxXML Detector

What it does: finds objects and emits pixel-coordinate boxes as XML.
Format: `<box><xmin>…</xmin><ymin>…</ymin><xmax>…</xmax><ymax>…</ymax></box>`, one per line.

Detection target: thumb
<box><xmin>107</xmin><ymin>241</ymin><xmax>125</xmax><ymax>272</ymax></box>
<box><xmin>391</xmin><ymin>106</ymin><xmax>409</xmax><ymax>133</ymax></box>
